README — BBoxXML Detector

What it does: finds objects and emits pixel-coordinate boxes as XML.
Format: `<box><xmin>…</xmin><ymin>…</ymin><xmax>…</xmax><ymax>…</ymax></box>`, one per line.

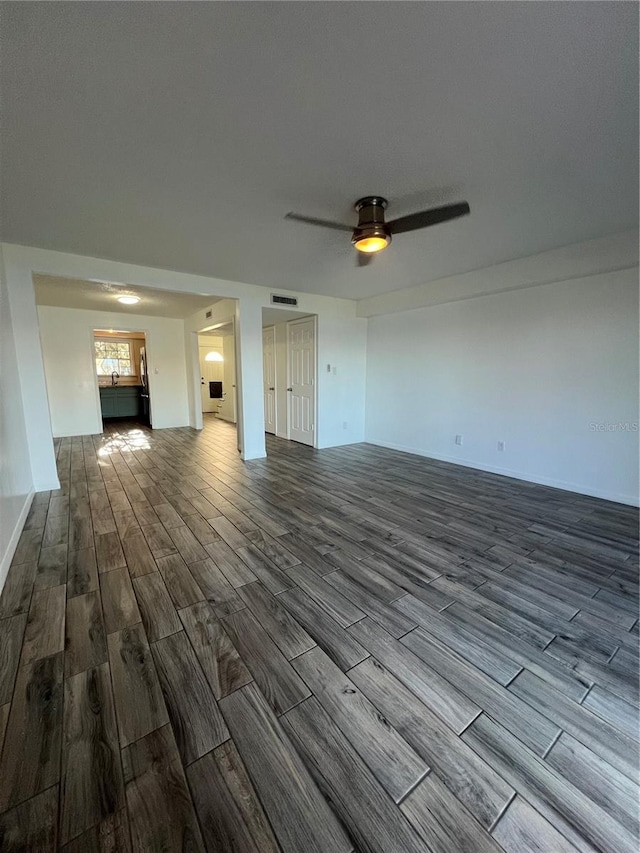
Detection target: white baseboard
<box><xmin>366</xmin><ymin>439</ymin><xmax>639</xmax><ymax>507</ymax></box>
<box><xmin>0</xmin><ymin>490</ymin><xmax>35</xmax><ymax>597</ymax></box>
<box><xmin>151</xmin><ymin>421</ymin><xmax>191</xmax><ymax>430</ymax></box>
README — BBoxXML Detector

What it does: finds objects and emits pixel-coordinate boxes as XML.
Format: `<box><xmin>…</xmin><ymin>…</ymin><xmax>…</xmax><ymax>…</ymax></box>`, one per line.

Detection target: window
<box><xmin>95</xmin><ymin>339</ymin><xmax>134</xmax><ymax>376</ymax></box>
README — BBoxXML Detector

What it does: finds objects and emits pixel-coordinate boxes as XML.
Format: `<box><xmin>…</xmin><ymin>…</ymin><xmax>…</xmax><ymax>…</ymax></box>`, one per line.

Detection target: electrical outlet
<box><xmin>342</xmin><ymin>421</ymin><xmax>348</xmax><ymax>429</ymax></box>
<box><xmin>497</xmin><ymin>441</ymin><xmax>505</xmax><ymax>452</ymax></box>
<box><xmin>455</xmin><ymin>434</ymin><xmax>463</xmax><ymax>446</ymax></box>
<box><xmin>332</xmin><ymin>366</ymin><xmax>337</xmax><ymax>376</ymax></box>
<box><xmin>326</xmin><ymin>363</ymin><xmax>331</xmax><ymax>373</ymax></box>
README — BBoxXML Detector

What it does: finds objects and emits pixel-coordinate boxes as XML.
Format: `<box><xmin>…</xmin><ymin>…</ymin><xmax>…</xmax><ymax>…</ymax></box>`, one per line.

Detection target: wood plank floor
<box><xmin>0</xmin><ymin>415</ymin><xmax>638</xmax><ymax>852</ymax></box>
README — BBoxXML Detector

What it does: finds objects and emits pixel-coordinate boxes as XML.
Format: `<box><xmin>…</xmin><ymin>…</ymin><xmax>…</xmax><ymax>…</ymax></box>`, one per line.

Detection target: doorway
<box><xmin>198</xmin><ymin>333</ymin><xmax>224</xmax><ymax>416</ymax></box>
<box><xmin>93</xmin><ymin>329</ymin><xmax>152</xmax><ymax>428</ymax></box>
<box><xmin>197</xmin><ymin>322</ymin><xmax>237</xmax><ymax>423</ymax></box>
<box><xmin>261</xmin><ymin>308</ymin><xmax>317</xmax><ymax>448</ymax></box>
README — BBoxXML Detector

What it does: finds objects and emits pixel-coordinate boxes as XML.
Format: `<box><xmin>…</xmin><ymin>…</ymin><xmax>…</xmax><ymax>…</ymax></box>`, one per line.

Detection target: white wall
<box><xmin>2</xmin><ymin>246</ymin><xmax>59</xmax><ymax>490</ymax></box>
<box><xmin>315</xmin><ymin>310</ymin><xmax>367</xmax><ymax>449</ymax></box>
<box><xmin>365</xmin><ymin>267</ymin><xmax>639</xmax><ymax>505</ymax></box>
<box><xmin>0</xmin><ymin>246</ymin><xmax>34</xmax><ymax>585</ymax></box>
<box><xmin>37</xmin><ymin>305</ymin><xmax>190</xmax><ymax>436</ymax></box>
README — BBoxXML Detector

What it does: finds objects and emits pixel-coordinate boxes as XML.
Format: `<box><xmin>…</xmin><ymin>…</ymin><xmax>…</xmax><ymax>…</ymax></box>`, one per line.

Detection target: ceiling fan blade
<box><xmin>356</xmin><ymin>252</ymin><xmax>374</xmax><ymax>267</ymax></box>
<box><xmin>285</xmin><ymin>212</ymin><xmax>352</xmax><ymax>232</ymax></box>
<box><xmin>388</xmin><ymin>201</ymin><xmax>470</xmax><ymax>235</ymax></box>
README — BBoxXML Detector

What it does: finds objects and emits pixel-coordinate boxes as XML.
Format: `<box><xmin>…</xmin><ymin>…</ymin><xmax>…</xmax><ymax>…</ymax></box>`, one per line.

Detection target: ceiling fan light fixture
<box><xmin>353</xmin><ymin>234</ymin><xmax>390</xmax><ymax>253</ymax></box>
<box><xmin>284</xmin><ymin>193</ymin><xmax>469</xmax><ymax>263</ymax></box>
<box><xmin>352</xmin><ymin>195</ymin><xmax>391</xmax><ymax>253</ymax></box>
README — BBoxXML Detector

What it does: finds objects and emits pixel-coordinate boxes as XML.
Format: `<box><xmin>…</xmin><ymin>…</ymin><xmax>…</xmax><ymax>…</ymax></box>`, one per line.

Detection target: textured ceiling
<box><xmin>2</xmin><ymin>3</ymin><xmax>637</xmax><ymax>300</ymax></box>
<box><xmin>34</xmin><ymin>274</ymin><xmax>218</xmax><ymax>319</ymax></box>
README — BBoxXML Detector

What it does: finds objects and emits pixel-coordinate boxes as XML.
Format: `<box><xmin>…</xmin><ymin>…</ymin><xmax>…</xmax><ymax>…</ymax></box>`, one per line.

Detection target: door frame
<box><xmin>262</xmin><ymin>324</ymin><xmax>277</xmax><ymax>435</ymax></box>
<box><xmin>192</xmin><ymin>318</ymin><xmax>237</xmax><ymax>431</ymax></box>
<box><xmin>90</xmin><ymin>326</ymin><xmax>154</xmax><ymax>433</ymax></box>
<box><xmin>286</xmin><ymin>315</ymin><xmax>318</xmax><ymax>447</ymax></box>
<box><xmin>198</xmin><ymin>341</ymin><xmax>224</xmax><ymax>415</ymax></box>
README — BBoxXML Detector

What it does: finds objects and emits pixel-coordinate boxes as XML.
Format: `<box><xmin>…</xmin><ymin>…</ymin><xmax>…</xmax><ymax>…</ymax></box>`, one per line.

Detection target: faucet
<box><xmin>111</xmin><ymin>371</ymin><xmax>119</xmax><ymax>386</ymax></box>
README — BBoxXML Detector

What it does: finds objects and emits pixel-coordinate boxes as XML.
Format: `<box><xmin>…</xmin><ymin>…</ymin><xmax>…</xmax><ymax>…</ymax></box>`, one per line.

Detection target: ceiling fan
<box><xmin>285</xmin><ymin>196</ymin><xmax>470</xmax><ymax>266</ymax></box>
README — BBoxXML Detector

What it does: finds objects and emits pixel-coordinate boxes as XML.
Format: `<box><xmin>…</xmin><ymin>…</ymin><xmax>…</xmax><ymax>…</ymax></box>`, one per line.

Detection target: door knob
<box><xmin>287</xmin><ymin>387</ymin><xmax>293</xmax><ymax>392</ymax></box>
<box><xmin>269</xmin><ymin>386</ymin><xmax>275</xmax><ymax>391</ymax></box>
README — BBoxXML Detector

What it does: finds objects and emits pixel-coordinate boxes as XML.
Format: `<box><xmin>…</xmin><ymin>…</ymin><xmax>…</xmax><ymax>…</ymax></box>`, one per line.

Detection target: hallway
<box><xmin>0</xmin><ymin>418</ymin><xmax>637</xmax><ymax>851</ymax></box>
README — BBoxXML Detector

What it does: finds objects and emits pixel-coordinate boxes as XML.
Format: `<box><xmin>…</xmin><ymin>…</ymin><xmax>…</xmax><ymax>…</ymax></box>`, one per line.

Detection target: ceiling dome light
<box><xmin>205</xmin><ymin>351</ymin><xmax>224</xmax><ymax>362</ymax></box>
<box><xmin>117</xmin><ymin>295</ymin><xmax>140</xmax><ymax>305</ymax></box>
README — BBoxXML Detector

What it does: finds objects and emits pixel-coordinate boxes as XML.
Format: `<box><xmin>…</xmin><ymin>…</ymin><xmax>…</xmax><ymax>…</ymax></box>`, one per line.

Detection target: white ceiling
<box><xmin>34</xmin><ymin>274</ymin><xmax>218</xmax><ymax>319</ymax></box>
<box><xmin>2</xmin><ymin>3</ymin><xmax>637</xmax><ymax>300</ymax></box>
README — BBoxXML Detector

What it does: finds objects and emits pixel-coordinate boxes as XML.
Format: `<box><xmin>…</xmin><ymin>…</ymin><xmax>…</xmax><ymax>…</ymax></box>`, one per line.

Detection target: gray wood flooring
<box><xmin>0</xmin><ymin>416</ymin><xmax>637</xmax><ymax>852</ymax></box>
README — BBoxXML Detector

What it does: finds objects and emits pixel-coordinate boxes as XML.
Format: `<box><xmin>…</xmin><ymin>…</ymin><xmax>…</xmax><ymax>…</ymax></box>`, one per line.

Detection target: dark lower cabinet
<box><xmin>99</xmin><ymin>386</ymin><xmax>142</xmax><ymax>419</ymax></box>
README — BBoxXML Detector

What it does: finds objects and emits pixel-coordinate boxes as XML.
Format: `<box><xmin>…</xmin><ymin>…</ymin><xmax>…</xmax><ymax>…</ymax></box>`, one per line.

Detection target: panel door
<box><xmin>263</xmin><ymin>326</ymin><xmax>276</xmax><ymax>434</ymax></box>
<box><xmin>287</xmin><ymin>318</ymin><xmax>316</xmax><ymax>446</ymax></box>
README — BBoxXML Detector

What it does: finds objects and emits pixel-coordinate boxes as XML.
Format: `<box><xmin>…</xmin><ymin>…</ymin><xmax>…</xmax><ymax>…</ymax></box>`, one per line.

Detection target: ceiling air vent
<box><xmin>205</xmin><ymin>310</ymin><xmax>213</xmax><ymax>318</ymax></box>
<box><xmin>271</xmin><ymin>294</ymin><xmax>298</xmax><ymax>306</ymax></box>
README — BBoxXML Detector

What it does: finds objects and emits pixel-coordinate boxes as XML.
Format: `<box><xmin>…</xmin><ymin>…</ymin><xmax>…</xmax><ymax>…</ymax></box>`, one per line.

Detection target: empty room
<box><xmin>0</xmin><ymin>3</ymin><xmax>637</xmax><ymax>852</ymax></box>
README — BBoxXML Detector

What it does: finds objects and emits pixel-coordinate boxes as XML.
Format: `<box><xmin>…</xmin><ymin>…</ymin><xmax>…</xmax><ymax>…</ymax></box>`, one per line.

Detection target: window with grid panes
<box><xmin>94</xmin><ymin>339</ymin><xmax>134</xmax><ymax>376</ymax></box>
